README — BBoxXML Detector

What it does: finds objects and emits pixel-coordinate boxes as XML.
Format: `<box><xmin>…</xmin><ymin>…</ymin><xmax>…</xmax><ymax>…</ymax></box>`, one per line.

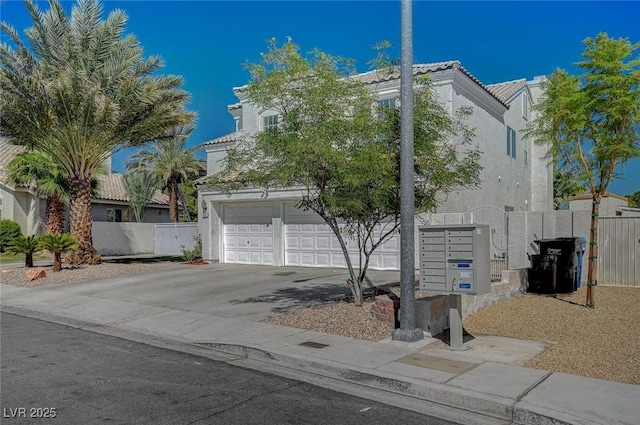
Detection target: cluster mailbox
<box><xmin>419</xmin><ymin>224</ymin><xmax>491</xmax><ymax>295</ymax></box>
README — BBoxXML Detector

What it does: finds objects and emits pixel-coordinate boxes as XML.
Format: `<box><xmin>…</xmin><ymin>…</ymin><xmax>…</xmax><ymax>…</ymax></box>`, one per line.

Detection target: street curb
<box><xmin>0</xmin><ymin>304</ymin><xmax>606</xmax><ymax>425</ymax></box>
<box><xmin>196</xmin><ymin>342</ymin><xmax>576</xmax><ymax>425</ymax></box>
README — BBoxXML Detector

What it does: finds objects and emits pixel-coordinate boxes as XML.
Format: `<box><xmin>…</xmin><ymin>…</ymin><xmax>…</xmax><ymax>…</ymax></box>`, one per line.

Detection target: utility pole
<box><xmin>392</xmin><ymin>0</ymin><xmax>423</xmax><ymax>342</ymax></box>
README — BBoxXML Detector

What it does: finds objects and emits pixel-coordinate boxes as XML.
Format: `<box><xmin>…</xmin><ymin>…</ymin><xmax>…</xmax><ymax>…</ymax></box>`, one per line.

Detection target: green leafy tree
<box><xmin>0</xmin><ymin>0</ymin><xmax>195</xmax><ymax>264</ymax></box>
<box><xmin>123</xmin><ymin>169</ymin><xmax>157</xmax><ymax>223</ymax></box>
<box><xmin>0</xmin><ymin>219</ymin><xmax>22</xmax><ymax>253</ymax></box>
<box><xmin>626</xmin><ymin>190</ymin><xmax>640</xmax><ymax>208</ymax></box>
<box><xmin>5</xmin><ymin>234</ymin><xmax>41</xmax><ymax>267</ymax></box>
<box><xmin>553</xmin><ymin>166</ymin><xmax>584</xmax><ymax>209</ymax></box>
<box><xmin>39</xmin><ymin>233</ymin><xmax>78</xmax><ymax>271</ymax></box>
<box><xmin>527</xmin><ymin>33</ymin><xmax>640</xmax><ymax>307</ymax></box>
<box><xmin>127</xmin><ymin>126</ymin><xmax>205</xmax><ymax>223</ymax></box>
<box><xmin>205</xmin><ymin>39</ymin><xmax>481</xmax><ymax>305</ymax></box>
<box><xmin>5</xmin><ymin>150</ymin><xmax>69</xmax><ymax>234</ymax></box>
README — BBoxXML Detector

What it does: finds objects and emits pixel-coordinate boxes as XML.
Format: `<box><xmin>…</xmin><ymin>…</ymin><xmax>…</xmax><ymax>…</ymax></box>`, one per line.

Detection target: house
<box><xmin>0</xmin><ymin>138</ymin><xmax>172</xmax><ymax>234</ymax></box>
<box><xmin>569</xmin><ymin>193</ymin><xmax>630</xmax><ymax>217</ymax></box>
<box><xmin>197</xmin><ymin>61</ymin><xmax>553</xmax><ymax>268</ymax></box>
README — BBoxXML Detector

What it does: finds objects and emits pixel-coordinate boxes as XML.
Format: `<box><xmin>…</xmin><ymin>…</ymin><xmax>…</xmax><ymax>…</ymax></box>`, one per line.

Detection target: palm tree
<box><xmin>122</xmin><ymin>168</ymin><xmax>157</xmax><ymax>223</ymax></box>
<box><xmin>5</xmin><ymin>151</ymin><xmax>69</xmax><ymax>234</ymax></box>
<box><xmin>127</xmin><ymin>126</ymin><xmax>205</xmax><ymax>223</ymax></box>
<box><xmin>39</xmin><ymin>233</ymin><xmax>78</xmax><ymax>272</ymax></box>
<box><xmin>0</xmin><ymin>0</ymin><xmax>195</xmax><ymax>264</ymax></box>
<box><xmin>5</xmin><ymin>234</ymin><xmax>41</xmax><ymax>267</ymax></box>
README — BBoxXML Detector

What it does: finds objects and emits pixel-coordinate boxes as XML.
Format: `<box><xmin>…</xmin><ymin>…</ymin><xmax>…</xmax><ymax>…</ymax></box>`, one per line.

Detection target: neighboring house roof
<box><xmin>569</xmin><ymin>192</ymin><xmax>629</xmax><ymax>203</ymax></box>
<box><xmin>0</xmin><ymin>139</ymin><xmax>26</xmax><ymax>181</ymax></box>
<box><xmin>201</xmin><ymin>131</ymin><xmax>243</xmax><ymax>147</ymax></box>
<box><xmin>0</xmin><ymin>139</ymin><xmax>169</xmax><ymax>206</ymax></box>
<box><xmin>95</xmin><ymin>173</ymin><xmax>169</xmax><ymax>206</ymax></box>
<box><xmin>486</xmin><ymin>79</ymin><xmax>527</xmax><ymax>103</ymax></box>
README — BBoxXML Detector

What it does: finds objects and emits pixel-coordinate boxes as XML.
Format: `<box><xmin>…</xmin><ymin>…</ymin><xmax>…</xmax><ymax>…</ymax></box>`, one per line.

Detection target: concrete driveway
<box><xmin>49</xmin><ymin>263</ymin><xmax>402</xmax><ymax>321</ymax></box>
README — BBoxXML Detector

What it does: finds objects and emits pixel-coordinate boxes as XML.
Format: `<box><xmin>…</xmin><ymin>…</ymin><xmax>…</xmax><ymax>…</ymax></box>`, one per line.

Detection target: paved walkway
<box><xmin>1</xmin><ymin>262</ymin><xmax>638</xmax><ymax>425</ymax></box>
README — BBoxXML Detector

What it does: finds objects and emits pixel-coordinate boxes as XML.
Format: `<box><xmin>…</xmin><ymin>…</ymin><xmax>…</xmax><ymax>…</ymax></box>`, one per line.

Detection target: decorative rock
<box><xmin>26</xmin><ymin>267</ymin><xmax>47</xmax><ymax>281</ymax></box>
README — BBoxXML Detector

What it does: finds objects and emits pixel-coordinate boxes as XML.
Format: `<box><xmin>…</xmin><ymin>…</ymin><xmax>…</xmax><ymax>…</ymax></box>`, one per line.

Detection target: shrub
<box><xmin>40</xmin><ymin>233</ymin><xmax>78</xmax><ymax>272</ymax></box>
<box><xmin>181</xmin><ymin>235</ymin><xmax>202</xmax><ymax>263</ymax></box>
<box><xmin>0</xmin><ymin>219</ymin><xmax>22</xmax><ymax>253</ymax></box>
<box><xmin>4</xmin><ymin>234</ymin><xmax>41</xmax><ymax>267</ymax></box>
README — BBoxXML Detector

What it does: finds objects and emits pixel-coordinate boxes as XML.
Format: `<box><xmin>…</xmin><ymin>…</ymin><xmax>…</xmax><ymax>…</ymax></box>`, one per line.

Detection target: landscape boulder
<box><xmin>26</xmin><ymin>267</ymin><xmax>47</xmax><ymax>281</ymax></box>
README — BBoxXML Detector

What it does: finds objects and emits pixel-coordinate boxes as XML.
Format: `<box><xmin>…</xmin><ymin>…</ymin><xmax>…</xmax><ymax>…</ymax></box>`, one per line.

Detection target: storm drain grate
<box><xmin>273</xmin><ymin>272</ymin><xmax>296</xmax><ymax>277</ymax></box>
<box><xmin>299</xmin><ymin>341</ymin><xmax>330</xmax><ymax>349</ymax></box>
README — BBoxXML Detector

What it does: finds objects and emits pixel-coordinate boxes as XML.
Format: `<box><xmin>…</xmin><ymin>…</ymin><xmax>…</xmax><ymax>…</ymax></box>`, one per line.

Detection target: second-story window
<box><xmin>378</xmin><ymin>98</ymin><xmax>397</xmax><ymax>109</ymax></box>
<box><xmin>522</xmin><ymin>92</ymin><xmax>530</xmax><ymax>120</ymax></box>
<box><xmin>507</xmin><ymin>126</ymin><xmax>516</xmax><ymax>159</ymax></box>
<box><xmin>262</xmin><ymin>115</ymin><xmax>278</xmax><ymax>131</ymax></box>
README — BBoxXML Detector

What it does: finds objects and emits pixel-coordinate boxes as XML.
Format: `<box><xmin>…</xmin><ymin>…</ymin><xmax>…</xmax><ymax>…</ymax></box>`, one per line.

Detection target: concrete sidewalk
<box><xmin>1</xmin><ymin>265</ymin><xmax>638</xmax><ymax>425</ymax></box>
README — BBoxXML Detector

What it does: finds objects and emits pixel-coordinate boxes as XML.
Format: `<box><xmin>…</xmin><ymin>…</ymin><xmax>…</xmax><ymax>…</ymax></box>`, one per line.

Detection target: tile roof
<box><xmin>95</xmin><ymin>173</ymin><xmax>169</xmax><ymax>205</ymax></box>
<box><xmin>201</xmin><ymin>131</ymin><xmax>243</xmax><ymax>147</ymax></box>
<box><xmin>0</xmin><ymin>138</ymin><xmax>26</xmax><ymax>181</ymax></box>
<box><xmin>486</xmin><ymin>79</ymin><xmax>527</xmax><ymax>103</ymax></box>
<box><xmin>233</xmin><ymin>60</ymin><xmax>508</xmax><ymax>109</ymax></box>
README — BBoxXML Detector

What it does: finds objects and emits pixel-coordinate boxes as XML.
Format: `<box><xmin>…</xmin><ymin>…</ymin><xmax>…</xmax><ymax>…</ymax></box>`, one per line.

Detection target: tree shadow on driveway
<box><xmin>228</xmin><ymin>283</ymin><xmax>350</xmax><ymax>314</ymax></box>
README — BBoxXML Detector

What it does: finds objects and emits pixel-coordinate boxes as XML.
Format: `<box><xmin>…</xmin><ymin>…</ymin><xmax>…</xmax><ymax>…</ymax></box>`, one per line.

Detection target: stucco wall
<box><xmin>508</xmin><ymin>210</ymin><xmax>590</xmax><ymax>286</ymax></box>
<box><xmin>92</xmin><ymin>222</ymin><xmax>155</xmax><ymax>255</ymax></box>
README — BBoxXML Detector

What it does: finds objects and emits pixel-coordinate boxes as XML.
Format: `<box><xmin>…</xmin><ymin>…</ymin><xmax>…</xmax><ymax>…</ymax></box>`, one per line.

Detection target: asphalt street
<box><xmin>0</xmin><ymin>312</ymin><xmax>459</xmax><ymax>425</ymax></box>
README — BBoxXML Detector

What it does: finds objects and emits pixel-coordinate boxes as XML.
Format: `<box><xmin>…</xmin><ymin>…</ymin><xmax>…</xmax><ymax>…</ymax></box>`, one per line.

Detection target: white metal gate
<box><xmin>598</xmin><ymin>217</ymin><xmax>640</xmax><ymax>287</ymax></box>
<box><xmin>154</xmin><ymin>223</ymin><xmax>198</xmax><ymax>255</ymax></box>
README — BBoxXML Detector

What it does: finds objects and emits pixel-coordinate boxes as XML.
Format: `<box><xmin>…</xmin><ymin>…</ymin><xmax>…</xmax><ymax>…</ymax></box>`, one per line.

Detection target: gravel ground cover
<box><xmin>0</xmin><ymin>261</ymin><xmax>179</xmax><ymax>287</ymax></box>
<box><xmin>2</xmin><ymin>262</ymin><xmax>638</xmax><ymax>384</ymax></box>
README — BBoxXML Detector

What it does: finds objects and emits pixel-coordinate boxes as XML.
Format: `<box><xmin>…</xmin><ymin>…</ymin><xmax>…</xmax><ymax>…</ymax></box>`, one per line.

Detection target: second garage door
<box><xmin>284</xmin><ymin>204</ymin><xmax>400</xmax><ymax>270</ymax></box>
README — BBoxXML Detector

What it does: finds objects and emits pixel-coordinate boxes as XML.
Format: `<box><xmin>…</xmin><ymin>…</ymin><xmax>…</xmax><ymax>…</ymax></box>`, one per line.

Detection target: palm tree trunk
<box><xmin>53</xmin><ymin>252</ymin><xmax>62</xmax><ymax>272</ymax></box>
<box><xmin>68</xmin><ymin>175</ymin><xmax>101</xmax><ymax>265</ymax></box>
<box><xmin>46</xmin><ymin>195</ymin><xmax>66</xmax><ymax>234</ymax></box>
<box><xmin>26</xmin><ymin>253</ymin><xmax>34</xmax><ymax>268</ymax></box>
<box><xmin>169</xmin><ymin>179</ymin><xmax>179</xmax><ymax>223</ymax></box>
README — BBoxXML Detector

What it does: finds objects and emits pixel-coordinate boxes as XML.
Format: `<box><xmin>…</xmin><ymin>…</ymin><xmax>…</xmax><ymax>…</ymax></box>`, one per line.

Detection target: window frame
<box><xmin>522</xmin><ymin>92</ymin><xmax>530</xmax><ymax>121</ymax></box>
<box><xmin>262</xmin><ymin>114</ymin><xmax>279</xmax><ymax>131</ymax></box>
<box><xmin>507</xmin><ymin>126</ymin><xmax>517</xmax><ymax>159</ymax></box>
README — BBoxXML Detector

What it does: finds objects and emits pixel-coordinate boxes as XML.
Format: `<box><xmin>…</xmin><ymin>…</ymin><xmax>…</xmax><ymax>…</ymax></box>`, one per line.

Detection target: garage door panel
<box><xmin>223</xmin><ymin>204</ymin><xmax>274</xmax><ymax>266</ymax></box>
<box><xmin>316</xmin><ymin>235</ymin><xmax>332</xmax><ymax>250</ymax></box>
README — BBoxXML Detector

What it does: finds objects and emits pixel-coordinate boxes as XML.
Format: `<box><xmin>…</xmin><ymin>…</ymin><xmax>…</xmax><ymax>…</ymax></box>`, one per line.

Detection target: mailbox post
<box><xmin>418</xmin><ymin>224</ymin><xmax>491</xmax><ymax>349</ymax></box>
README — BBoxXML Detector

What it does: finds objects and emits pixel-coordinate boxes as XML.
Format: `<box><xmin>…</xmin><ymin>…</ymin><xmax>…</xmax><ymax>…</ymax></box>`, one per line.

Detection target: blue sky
<box><xmin>2</xmin><ymin>0</ymin><xmax>639</xmax><ymax>195</ymax></box>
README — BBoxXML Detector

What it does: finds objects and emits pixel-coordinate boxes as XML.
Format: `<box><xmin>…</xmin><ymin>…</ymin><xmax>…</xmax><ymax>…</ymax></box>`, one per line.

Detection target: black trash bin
<box><xmin>528</xmin><ymin>237</ymin><xmax>581</xmax><ymax>294</ymax></box>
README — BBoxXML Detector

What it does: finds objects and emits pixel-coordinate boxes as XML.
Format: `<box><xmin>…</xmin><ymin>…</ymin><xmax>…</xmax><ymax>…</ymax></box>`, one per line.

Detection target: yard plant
<box><xmin>0</xmin><ymin>0</ymin><xmax>195</xmax><ymax>264</ymax></box>
<box><xmin>527</xmin><ymin>33</ymin><xmax>640</xmax><ymax>307</ymax></box>
<box><xmin>4</xmin><ymin>234</ymin><xmax>41</xmax><ymax>267</ymax></box>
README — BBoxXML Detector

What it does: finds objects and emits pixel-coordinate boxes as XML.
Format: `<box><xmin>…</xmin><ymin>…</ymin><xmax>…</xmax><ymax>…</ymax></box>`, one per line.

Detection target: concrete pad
<box><xmin>121</xmin><ymin>309</ymin><xmax>234</xmax><ymax>339</ymax></box>
<box><xmin>398</xmin><ymin>353</ymin><xmax>477</xmax><ymax>374</ymax></box>
<box><xmin>259</xmin><ymin>330</ymin><xmax>354</xmax><ymax>354</ymax></box>
<box><xmin>45</xmin><ymin>297</ymin><xmax>166</xmax><ymax>326</ymax></box>
<box><xmin>210</xmin><ymin>322</ymin><xmax>307</xmax><ymax>346</ymax></box>
<box><xmin>423</xmin><ymin>335</ymin><xmax>549</xmax><ymax>366</ymax></box>
<box><xmin>378</xmin><ymin>361</ymin><xmax>459</xmax><ymax>383</ymax></box>
<box><xmin>378</xmin><ymin>334</ymin><xmax>441</xmax><ymax>349</ymax></box>
<box><xmin>447</xmin><ymin>362</ymin><xmax>549</xmax><ymax>400</ymax></box>
<box><xmin>309</xmin><ymin>339</ymin><xmax>417</xmax><ymax>369</ymax></box>
<box><xmin>516</xmin><ymin>372</ymin><xmax>640</xmax><ymax>425</ymax></box>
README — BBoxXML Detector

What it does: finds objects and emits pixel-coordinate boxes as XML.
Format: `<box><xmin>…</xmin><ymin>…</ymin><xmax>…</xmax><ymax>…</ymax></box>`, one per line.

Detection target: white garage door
<box><xmin>284</xmin><ymin>204</ymin><xmax>400</xmax><ymax>270</ymax></box>
<box><xmin>223</xmin><ymin>203</ymin><xmax>274</xmax><ymax>265</ymax></box>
